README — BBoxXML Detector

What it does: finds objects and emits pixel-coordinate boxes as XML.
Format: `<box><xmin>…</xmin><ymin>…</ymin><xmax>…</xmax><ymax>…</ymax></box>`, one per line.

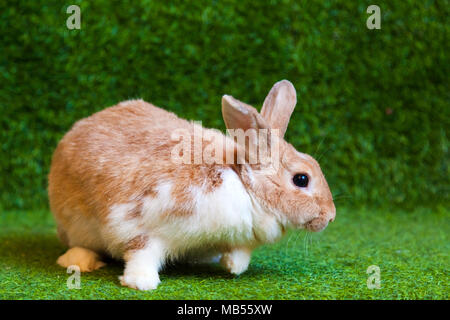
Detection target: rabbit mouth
<box><xmin>304</xmin><ymin>217</ymin><xmax>329</xmax><ymax>232</ymax></box>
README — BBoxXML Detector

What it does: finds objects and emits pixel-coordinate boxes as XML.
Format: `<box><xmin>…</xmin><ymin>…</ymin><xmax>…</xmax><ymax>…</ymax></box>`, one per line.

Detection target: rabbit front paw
<box><xmin>119</xmin><ymin>270</ymin><xmax>160</xmax><ymax>291</ymax></box>
<box><xmin>220</xmin><ymin>248</ymin><xmax>252</xmax><ymax>275</ymax></box>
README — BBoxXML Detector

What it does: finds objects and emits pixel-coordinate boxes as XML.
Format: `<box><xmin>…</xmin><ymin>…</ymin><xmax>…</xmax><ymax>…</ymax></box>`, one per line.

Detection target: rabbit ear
<box><xmin>222</xmin><ymin>95</ymin><xmax>270</xmax><ymax>165</ymax></box>
<box><xmin>260</xmin><ymin>80</ymin><xmax>297</xmax><ymax>138</ymax></box>
<box><xmin>222</xmin><ymin>95</ymin><xmax>268</xmax><ymax>131</ymax></box>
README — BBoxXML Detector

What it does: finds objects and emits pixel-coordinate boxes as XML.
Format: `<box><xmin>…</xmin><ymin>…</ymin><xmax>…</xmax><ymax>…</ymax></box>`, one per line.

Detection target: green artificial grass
<box><xmin>0</xmin><ymin>207</ymin><xmax>448</xmax><ymax>299</ymax></box>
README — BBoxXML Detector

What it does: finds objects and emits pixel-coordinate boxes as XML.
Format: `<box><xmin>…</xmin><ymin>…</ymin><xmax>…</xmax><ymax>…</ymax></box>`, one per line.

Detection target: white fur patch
<box><xmin>119</xmin><ymin>238</ymin><xmax>165</xmax><ymax>290</ymax></box>
<box><xmin>220</xmin><ymin>248</ymin><xmax>251</xmax><ymax>275</ymax></box>
<box><xmin>141</xmin><ymin>182</ymin><xmax>175</xmax><ymax>221</ymax></box>
<box><xmin>248</xmin><ymin>194</ymin><xmax>285</xmax><ymax>243</ymax></box>
<box><xmin>105</xmin><ymin>202</ymin><xmax>144</xmax><ymax>257</ymax></box>
<box><xmin>140</xmin><ymin>169</ymin><xmax>255</xmax><ymax>257</ymax></box>
<box><xmin>104</xmin><ymin>169</ymin><xmax>283</xmax><ymax>259</ymax></box>
<box><xmin>189</xmin><ymin>169</ymin><xmax>254</xmax><ymax>239</ymax></box>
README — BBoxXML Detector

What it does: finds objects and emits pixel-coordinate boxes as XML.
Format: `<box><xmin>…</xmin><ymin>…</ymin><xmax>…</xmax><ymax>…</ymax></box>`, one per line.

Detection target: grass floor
<box><xmin>0</xmin><ymin>207</ymin><xmax>448</xmax><ymax>299</ymax></box>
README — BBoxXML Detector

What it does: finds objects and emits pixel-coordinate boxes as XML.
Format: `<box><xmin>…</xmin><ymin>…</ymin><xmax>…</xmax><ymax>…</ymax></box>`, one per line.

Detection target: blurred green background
<box><xmin>0</xmin><ymin>0</ymin><xmax>448</xmax><ymax>210</ymax></box>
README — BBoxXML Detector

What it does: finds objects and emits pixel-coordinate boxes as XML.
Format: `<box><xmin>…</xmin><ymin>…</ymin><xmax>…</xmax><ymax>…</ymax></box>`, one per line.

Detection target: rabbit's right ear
<box><xmin>260</xmin><ymin>80</ymin><xmax>297</xmax><ymax>138</ymax></box>
<box><xmin>221</xmin><ymin>95</ymin><xmax>268</xmax><ymax>131</ymax></box>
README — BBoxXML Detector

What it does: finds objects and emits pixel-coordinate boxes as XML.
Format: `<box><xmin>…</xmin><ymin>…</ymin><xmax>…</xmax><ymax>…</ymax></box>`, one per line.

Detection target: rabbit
<box><xmin>48</xmin><ymin>80</ymin><xmax>336</xmax><ymax>290</ymax></box>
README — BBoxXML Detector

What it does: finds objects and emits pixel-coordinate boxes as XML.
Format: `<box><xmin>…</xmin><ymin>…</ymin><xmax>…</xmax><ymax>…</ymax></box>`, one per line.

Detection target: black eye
<box><xmin>293</xmin><ymin>174</ymin><xmax>309</xmax><ymax>188</ymax></box>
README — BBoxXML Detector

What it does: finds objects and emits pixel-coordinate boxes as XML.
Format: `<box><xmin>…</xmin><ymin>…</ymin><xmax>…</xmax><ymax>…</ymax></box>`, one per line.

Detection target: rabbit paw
<box><xmin>220</xmin><ymin>248</ymin><xmax>252</xmax><ymax>275</ymax></box>
<box><xmin>57</xmin><ymin>247</ymin><xmax>106</xmax><ymax>272</ymax></box>
<box><xmin>119</xmin><ymin>270</ymin><xmax>160</xmax><ymax>291</ymax></box>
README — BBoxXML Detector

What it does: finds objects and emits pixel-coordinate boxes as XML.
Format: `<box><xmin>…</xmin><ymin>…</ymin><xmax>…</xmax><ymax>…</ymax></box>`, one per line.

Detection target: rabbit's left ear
<box><xmin>260</xmin><ymin>80</ymin><xmax>297</xmax><ymax>138</ymax></box>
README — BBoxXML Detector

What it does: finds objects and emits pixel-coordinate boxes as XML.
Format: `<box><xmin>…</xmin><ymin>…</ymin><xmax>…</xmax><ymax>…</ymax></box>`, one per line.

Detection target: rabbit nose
<box><xmin>326</xmin><ymin>208</ymin><xmax>336</xmax><ymax>223</ymax></box>
<box><xmin>319</xmin><ymin>210</ymin><xmax>335</xmax><ymax>223</ymax></box>
<box><xmin>328</xmin><ymin>203</ymin><xmax>336</xmax><ymax>222</ymax></box>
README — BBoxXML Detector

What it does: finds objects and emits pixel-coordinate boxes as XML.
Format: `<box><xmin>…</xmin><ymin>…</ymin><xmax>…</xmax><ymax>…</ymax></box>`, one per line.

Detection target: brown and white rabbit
<box><xmin>48</xmin><ymin>80</ymin><xmax>336</xmax><ymax>290</ymax></box>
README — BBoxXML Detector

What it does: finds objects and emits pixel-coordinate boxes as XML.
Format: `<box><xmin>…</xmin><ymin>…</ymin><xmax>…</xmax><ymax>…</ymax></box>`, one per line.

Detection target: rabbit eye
<box><xmin>293</xmin><ymin>174</ymin><xmax>309</xmax><ymax>188</ymax></box>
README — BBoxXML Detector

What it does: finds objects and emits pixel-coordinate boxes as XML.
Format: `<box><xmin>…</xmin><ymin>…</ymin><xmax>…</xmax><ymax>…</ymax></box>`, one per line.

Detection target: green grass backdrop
<box><xmin>1</xmin><ymin>0</ymin><xmax>448</xmax><ymax>210</ymax></box>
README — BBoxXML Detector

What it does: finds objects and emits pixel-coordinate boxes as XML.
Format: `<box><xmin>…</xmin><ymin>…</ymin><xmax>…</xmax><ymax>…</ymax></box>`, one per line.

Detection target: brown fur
<box><xmin>48</xmin><ymin>100</ymin><xmax>233</xmax><ymax>230</ymax></box>
<box><xmin>126</xmin><ymin>201</ymin><xmax>143</xmax><ymax>220</ymax></box>
<box><xmin>125</xmin><ymin>235</ymin><xmax>149</xmax><ymax>252</ymax></box>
